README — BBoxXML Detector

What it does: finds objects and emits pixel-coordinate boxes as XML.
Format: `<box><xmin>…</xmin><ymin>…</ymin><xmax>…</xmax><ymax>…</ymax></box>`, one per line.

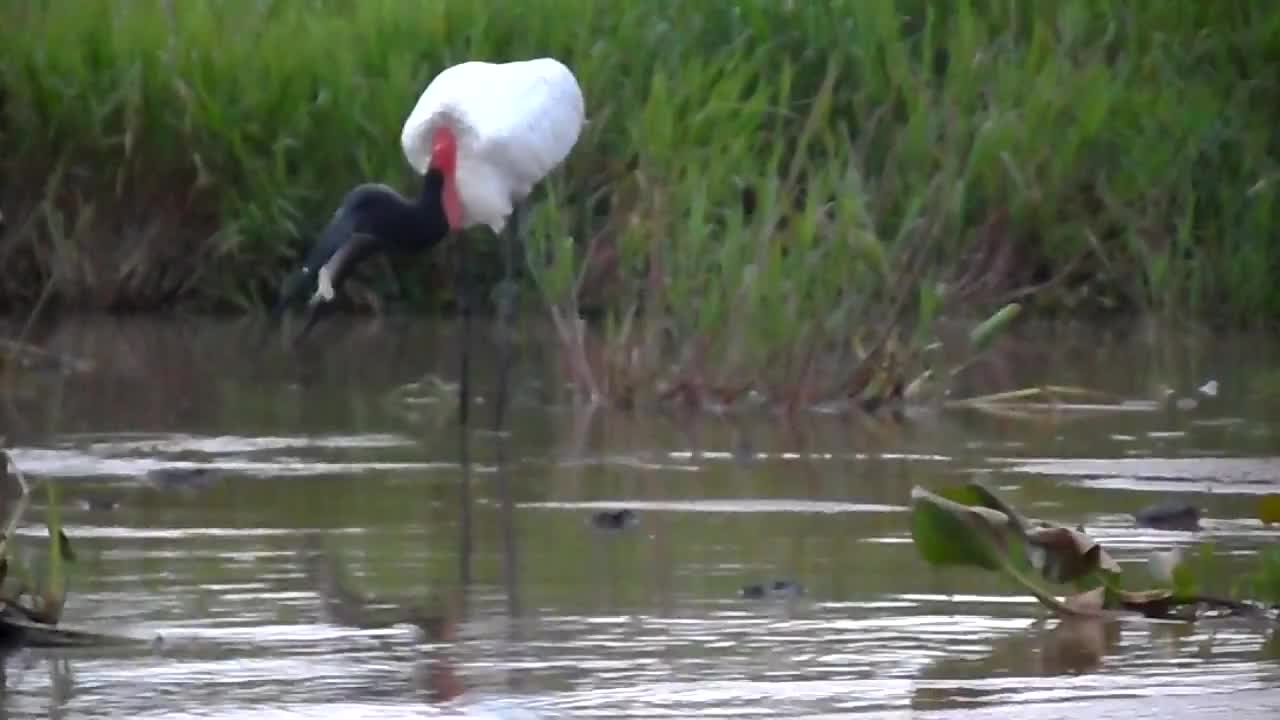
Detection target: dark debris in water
<box><xmin>75</xmin><ymin>494</ymin><xmax>122</xmax><ymax>512</ymax></box>
<box><xmin>740</xmin><ymin>580</ymin><xmax>805</xmax><ymax>600</ymax></box>
<box><xmin>0</xmin><ymin>605</ymin><xmax>144</xmax><ymax>650</ymax></box>
<box><xmin>590</xmin><ymin>509</ymin><xmax>638</xmax><ymax>530</ymax></box>
<box><xmin>1134</xmin><ymin>500</ymin><xmax>1202</xmax><ymax>531</ymax></box>
<box><xmin>145</xmin><ymin>467</ymin><xmax>226</xmax><ymax>492</ymax></box>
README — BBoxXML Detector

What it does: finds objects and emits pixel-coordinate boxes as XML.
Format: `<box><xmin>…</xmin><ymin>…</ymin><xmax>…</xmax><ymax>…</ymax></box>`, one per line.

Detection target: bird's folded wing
<box><xmin>400</xmin><ymin>58</ymin><xmax>584</xmax><ymax>185</ymax></box>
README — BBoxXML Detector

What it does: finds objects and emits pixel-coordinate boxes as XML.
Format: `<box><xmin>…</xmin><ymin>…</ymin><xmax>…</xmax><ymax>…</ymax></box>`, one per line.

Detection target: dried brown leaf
<box><xmin>1026</xmin><ymin>526</ymin><xmax>1121</xmax><ymax>584</ymax></box>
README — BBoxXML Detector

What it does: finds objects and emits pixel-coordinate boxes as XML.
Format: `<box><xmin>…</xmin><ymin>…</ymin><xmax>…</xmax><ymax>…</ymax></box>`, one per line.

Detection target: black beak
<box><xmin>265</xmin><ymin>206</ymin><xmax>364</xmax><ymax>347</ymax></box>
<box><xmin>295</xmin><ymin>297</ymin><xmax>335</xmax><ymax>344</ymax></box>
<box><xmin>270</xmin><ymin>268</ymin><xmax>313</xmax><ymax>325</ymax></box>
<box><xmin>263</xmin><ymin>268</ymin><xmax>323</xmax><ymax>348</ymax></box>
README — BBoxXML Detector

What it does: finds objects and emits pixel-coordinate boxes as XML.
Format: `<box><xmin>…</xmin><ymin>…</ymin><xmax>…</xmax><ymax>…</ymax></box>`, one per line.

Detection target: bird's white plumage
<box><xmin>400</xmin><ymin>58</ymin><xmax>585</xmax><ymax>233</ymax></box>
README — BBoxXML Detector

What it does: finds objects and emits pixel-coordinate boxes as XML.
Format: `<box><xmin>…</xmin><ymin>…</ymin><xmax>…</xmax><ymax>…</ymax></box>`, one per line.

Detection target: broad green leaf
<box><xmin>1171</xmin><ymin>560</ymin><xmax>1200</xmax><ymax>597</ymax></box>
<box><xmin>938</xmin><ymin>480</ymin><xmax>1118</xmax><ymax>585</ymax></box>
<box><xmin>940</xmin><ymin>479</ymin><xmax>1031</xmax><ymax>539</ymax></box>
<box><xmin>914</xmin><ymin>483</ymin><xmax>1274</xmax><ymax>620</ymax></box>
<box><xmin>1170</xmin><ymin>542</ymin><xmax>1214</xmax><ymax>597</ymax></box>
<box><xmin>1244</xmin><ymin>546</ymin><xmax>1280</xmax><ymax>603</ymax></box>
<box><xmin>910</xmin><ymin>486</ymin><xmax>1011</xmax><ymax>572</ymax></box>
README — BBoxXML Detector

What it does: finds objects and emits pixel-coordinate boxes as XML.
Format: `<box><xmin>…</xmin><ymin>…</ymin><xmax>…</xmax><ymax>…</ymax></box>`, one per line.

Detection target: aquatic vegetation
<box><xmin>1238</xmin><ymin>546</ymin><xmax>1280</xmax><ymax>605</ymax></box>
<box><xmin>911</xmin><ymin>479</ymin><xmax>1278</xmax><ymax>620</ymax></box>
<box><xmin>0</xmin><ymin>449</ymin><xmax>138</xmax><ymax>648</ymax></box>
<box><xmin>911</xmin><ymin>482</ymin><xmax>1122</xmax><ymax>617</ymax></box>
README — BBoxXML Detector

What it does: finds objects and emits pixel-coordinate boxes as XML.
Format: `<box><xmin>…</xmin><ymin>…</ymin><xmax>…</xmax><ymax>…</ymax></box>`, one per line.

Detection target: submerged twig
<box><xmin>946</xmin><ymin>385</ymin><xmax>1155</xmax><ymax>418</ymax></box>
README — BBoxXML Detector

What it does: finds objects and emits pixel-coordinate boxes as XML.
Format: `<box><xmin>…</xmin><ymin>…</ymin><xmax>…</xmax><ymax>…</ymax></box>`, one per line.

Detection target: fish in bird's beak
<box><xmin>268</xmin><ymin>203</ymin><xmax>380</xmax><ymax>345</ymax></box>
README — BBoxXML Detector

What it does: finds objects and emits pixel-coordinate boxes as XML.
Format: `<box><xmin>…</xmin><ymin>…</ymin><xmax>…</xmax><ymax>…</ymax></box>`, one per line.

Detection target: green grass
<box><xmin>1</xmin><ymin>1</ymin><xmax>1278</xmax><ymax>390</ymax></box>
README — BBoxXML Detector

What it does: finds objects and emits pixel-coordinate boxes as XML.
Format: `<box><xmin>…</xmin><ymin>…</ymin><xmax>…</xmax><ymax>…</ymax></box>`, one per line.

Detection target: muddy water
<box><xmin>1</xmin><ymin>316</ymin><xmax>1279</xmax><ymax>719</ymax></box>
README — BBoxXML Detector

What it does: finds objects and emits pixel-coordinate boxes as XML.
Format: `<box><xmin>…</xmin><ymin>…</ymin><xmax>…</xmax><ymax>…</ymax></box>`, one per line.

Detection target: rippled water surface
<box><xmin>2</xmin><ymin>317</ymin><xmax>1279</xmax><ymax>718</ymax></box>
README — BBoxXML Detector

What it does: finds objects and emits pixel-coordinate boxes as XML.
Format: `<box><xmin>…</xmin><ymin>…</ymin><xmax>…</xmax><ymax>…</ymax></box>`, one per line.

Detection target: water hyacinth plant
<box><xmin>0</xmin><ymin>448</ymin><xmax>139</xmax><ymax>647</ymax></box>
<box><xmin>912</xmin><ymin>479</ymin><xmax>1280</xmax><ymax>621</ymax></box>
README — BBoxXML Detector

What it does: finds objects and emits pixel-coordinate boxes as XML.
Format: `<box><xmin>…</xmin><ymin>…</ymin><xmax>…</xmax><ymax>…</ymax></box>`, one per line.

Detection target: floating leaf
<box><xmin>937</xmin><ymin>479</ymin><xmax>1119</xmax><ymax>586</ymax></box>
<box><xmin>935</xmin><ymin>484</ymin><xmax>985</xmax><ymax>506</ymax></box>
<box><xmin>913</xmin><ymin>482</ymin><xmax>1278</xmax><ymax>622</ymax></box>
<box><xmin>938</xmin><ymin>480</ymin><xmax>1029</xmax><ymax>538</ymax></box>
<box><xmin>910</xmin><ymin>486</ymin><xmax>1011</xmax><ymax>572</ymax></box>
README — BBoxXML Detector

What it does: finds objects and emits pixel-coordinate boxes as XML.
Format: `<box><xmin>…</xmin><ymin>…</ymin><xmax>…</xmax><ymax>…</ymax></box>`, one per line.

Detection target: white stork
<box><xmin>271</xmin><ymin>57</ymin><xmax>585</xmax><ymax>335</ymax></box>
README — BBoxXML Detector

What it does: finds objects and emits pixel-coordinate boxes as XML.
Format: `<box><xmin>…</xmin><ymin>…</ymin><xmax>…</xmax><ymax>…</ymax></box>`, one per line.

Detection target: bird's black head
<box><xmin>269</xmin><ymin>171</ymin><xmax>451</xmax><ymax>342</ymax></box>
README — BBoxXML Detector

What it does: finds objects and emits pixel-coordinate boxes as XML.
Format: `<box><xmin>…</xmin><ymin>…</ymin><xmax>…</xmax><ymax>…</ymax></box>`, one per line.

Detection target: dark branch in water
<box><xmin>1124</xmin><ymin>594</ymin><xmax>1275</xmax><ymax>622</ymax></box>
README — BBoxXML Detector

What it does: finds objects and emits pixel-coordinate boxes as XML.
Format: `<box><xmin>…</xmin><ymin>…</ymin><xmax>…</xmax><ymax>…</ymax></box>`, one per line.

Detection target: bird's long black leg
<box><xmin>494</xmin><ymin>203</ymin><xmax>521</xmax><ymax>619</ymax></box>
<box><xmin>456</xmin><ymin>233</ymin><xmax>473</xmax><ymax>598</ymax></box>
<box><xmin>493</xmin><ymin>203</ymin><xmax>521</xmax><ymax>427</ymax></box>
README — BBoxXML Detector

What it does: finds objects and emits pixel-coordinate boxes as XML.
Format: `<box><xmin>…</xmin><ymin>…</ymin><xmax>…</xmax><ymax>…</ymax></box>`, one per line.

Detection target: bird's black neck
<box><xmin>416</xmin><ymin>168</ymin><xmax>448</xmax><ymax>223</ymax></box>
<box><xmin>410</xmin><ymin>169</ymin><xmax>451</xmax><ymax>250</ymax></box>
<box><xmin>362</xmin><ymin>170</ymin><xmax>451</xmax><ymax>254</ymax></box>
<box><xmin>276</xmin><ymin>169</ymin><xmax>454</xmax><ymax>330</ymax></box>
